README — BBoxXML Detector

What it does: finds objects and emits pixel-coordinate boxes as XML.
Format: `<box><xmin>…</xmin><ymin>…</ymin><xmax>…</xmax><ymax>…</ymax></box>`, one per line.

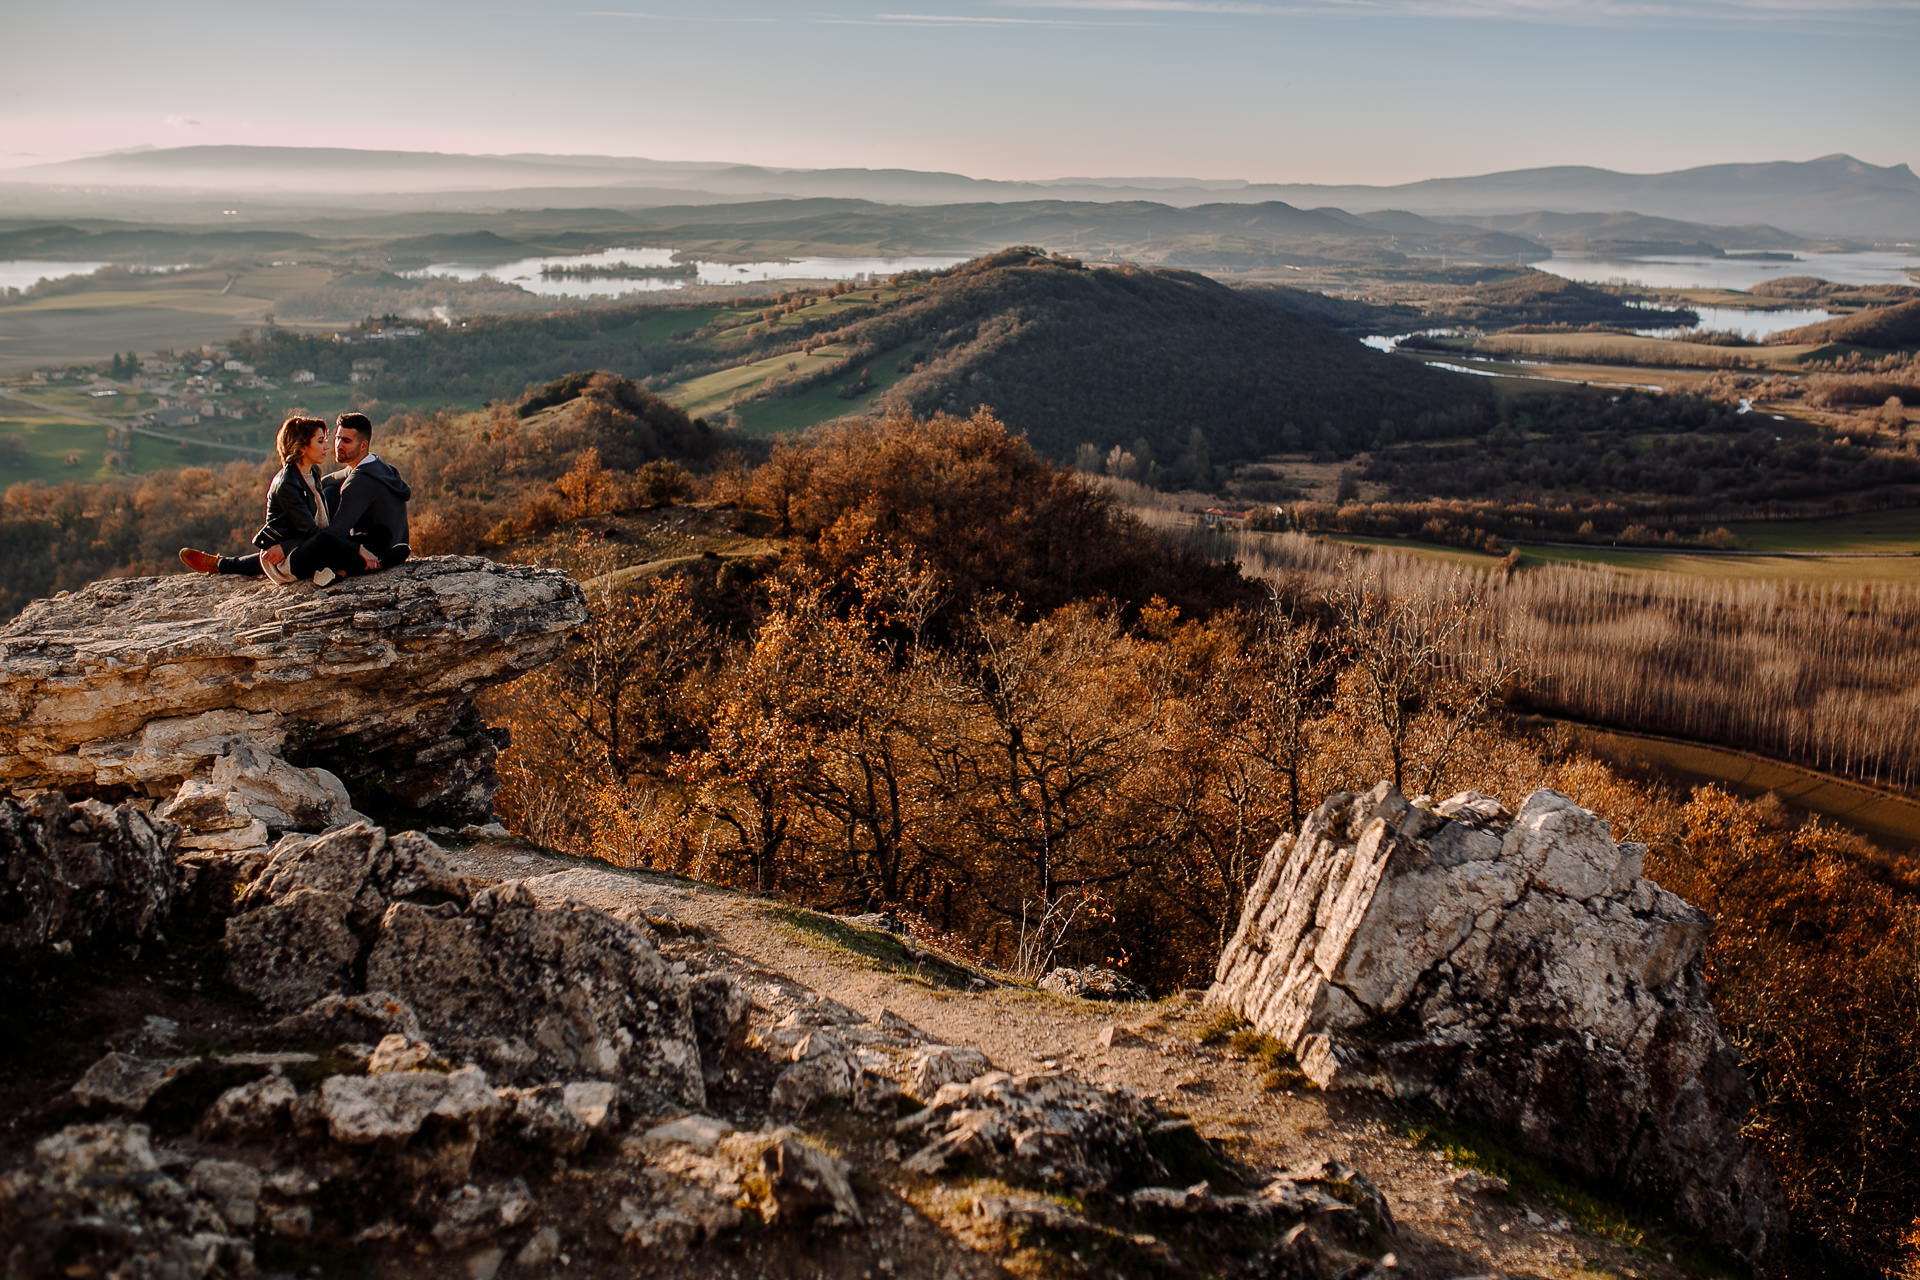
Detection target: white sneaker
<box><xmin>260</xmin><ymin>556</ymin><xmax>295</xmax><ymax>586</ymax></box>
<box><xmin>312</xmin><ymin>568</ymin><xmax>336</xmax><ymax>587</ymax></box>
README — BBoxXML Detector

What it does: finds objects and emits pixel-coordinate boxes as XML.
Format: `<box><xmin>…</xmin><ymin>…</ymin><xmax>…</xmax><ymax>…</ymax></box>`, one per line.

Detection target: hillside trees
<box><xmin>485</xmin><ymin>409</ymin><xmax>1503</xmax><ymax>987</ymax></box>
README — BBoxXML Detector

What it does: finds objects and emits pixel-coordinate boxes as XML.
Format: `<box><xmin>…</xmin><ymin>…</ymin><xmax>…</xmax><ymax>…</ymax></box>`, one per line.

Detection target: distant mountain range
<box><xmin>6</xmin><ymin>147</ymin><xmax>1916</xmax><ymax>241</ymax></box>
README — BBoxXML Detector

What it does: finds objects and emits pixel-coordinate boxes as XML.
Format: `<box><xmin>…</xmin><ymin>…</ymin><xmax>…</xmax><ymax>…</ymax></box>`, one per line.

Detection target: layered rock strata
<box><xmin>0</xmin><ymin>557</ymin><xmax>586</xmax><ymax>822</ymax></box>
<box><xmin>1209</xmin><ymin>783</ymin><xmax>1782</xmax><ymax>1264</ymax></box>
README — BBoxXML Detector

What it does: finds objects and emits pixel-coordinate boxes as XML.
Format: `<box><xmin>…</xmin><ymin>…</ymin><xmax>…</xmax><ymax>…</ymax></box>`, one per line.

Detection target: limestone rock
<box><xmin>0</xmin><ymin>791</ymin><xmax>175</xmax><ymax>949</ymax></box>
<box><xmin>904</xmin><ymin>1044</ymin><xmax>992</xmax><ymax>1101</ymax></box>
<box><xmin>0</xmin><ymin>557</ymin><xmax>586</xmax><ymax>821</ymax></box>
<box><xmin>0</xmin><ymin>1123</ymin><xmax>256</xmax><ymax>1279</ymax></box>
<box><xmin>897</xmin><ymin>1070</ymin><xmax>1162</xmax><ymax>1193</ymax></box>
<box><xmin>270</xmin><ymin>990</ymin><xmax>424</xmax><ymax>1044</ymax></box>
<box><xmin>71</xmin><ymin>1052</ymin><xmax>201</xmax><ymax>1113</ymax></box>
<box><xmin>187</xmin><ymin>1159</ymin><xmax>263</xmax><ymax>1232</ymax></box>
<box><xmin>1039</xmin><ymin>965</ymin><xmax>1148</xmax><ymax>1001</ymax></box>
<box><xmin>367</xmin><ymin>1033</ymin><xmax>441</xmax><ymax>1075</ymax></box>
<box><xmin>200</xmin><ymin>1074</ymin><xmax>299</xmax><ymax>1141</ymax></box>
<box><xmin>639</xmin><ymin>1114</ymin><xmax>736</xmax><ymax>1154</ymax></box>
<box><xmin>227</xmin><ymin>823</ymin><xmax>708</xmax><ymax>1108</ymax></box>
<box><xmin>430</xmin><ymin>1178</ymin><xmax>535</xmax><ymax>1249</ymax></box>
<box><xmin>366</xmin><ymin>882</ymin><xmax>706</xmax><ymax>1107</ymax></box>
<box><xmin>1209</xmin><ymin>783</ymin><xmax>1782</xmax><ymax>1264</ymax></box>
<box><xmin>162</xmin><ymin>739</ymin><xmax>361</xmax><ymax>847</ymax></box>
<box><xmin>498</xmin><ymin>1082</ymin><xmax>621</xmax><ymax>1157</ymax></box>
<box><xmin>315</xmin><ymin>1066</ymin><xmax>502</xmax><ymax>1145</ymax></box>
<box><xmin>747</xmin><ymin>1131</ymin><xmax>863</xmax><ymax>1226</ymax></box>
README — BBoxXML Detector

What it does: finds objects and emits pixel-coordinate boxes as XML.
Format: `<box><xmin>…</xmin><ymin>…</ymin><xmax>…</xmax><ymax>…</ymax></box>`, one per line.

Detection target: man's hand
<box><xmin>359</xmin><ymin>546</ymin><xmax>381</xmax><ymax>572</ymax></box>
<box><xmin>262</xmin><ymin>544</ymin><xmax>287</xmax><ymax>567</ymax></box>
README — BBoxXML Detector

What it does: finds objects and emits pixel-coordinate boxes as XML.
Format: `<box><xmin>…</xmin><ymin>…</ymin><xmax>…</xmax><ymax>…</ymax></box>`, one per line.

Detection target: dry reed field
<box><xmin>1233</xmin><ymin>531</ymin><xmax>1920</xmax><ymax>794</ymax></box>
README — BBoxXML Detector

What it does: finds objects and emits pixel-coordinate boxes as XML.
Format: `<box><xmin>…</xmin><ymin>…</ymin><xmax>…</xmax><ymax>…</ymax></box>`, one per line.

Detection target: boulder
<box><xmin>897</xmin><ymin>1070</ymin><xmax>1163</xmax><ymax>1193</ymax></box>
<box><xmin>70</xmin><ymin>1052</ymin><xmax>202</xmax><ymax>1113</ymax></box>
<box><xmin>0</xmin><ymin>792</ymin><xmax>177</xmax><ymax>950</ymax></box>
<box><xmin>1209</xmin><ymin>783</ymin><xmax>1783</xmax><ymax>1265</ymax></box>
<box><xmin>0</xmin><ymin>557</ymin><xmax>586</xmax><ymax>822</ymax></box>
<box><xmin>1039</xmin><ymin>964</ymin><xmax>1148</xmax><ymax>1001</ymax></box>
<box><xmin>313</xmin><ymin>1067</ymin><xmax>503</xmax><ymax>1146</ymax></box>
<box><xmin>161</xmin><ymin>738</ymin><xmax>360</xmax><ymax>841</ymax></box>
<box><xmin>0</xmin><ymin>1122</ymin><xmax>256</xmax><ymax>1279</ymax></box>
<box><xmin>200</xmin><ymin>1074</ymin><xmax>299</xmax><ymax>1141</ymax></box>
<box><xmin>226</xmin><ymin>823</ymin><xmax>709</xmax><ymax>1109</ymax></box>
<box><xmin>904</xmin><ymin>1044</ymin><xmax>993</xmax><ymax>1101</ymax></box>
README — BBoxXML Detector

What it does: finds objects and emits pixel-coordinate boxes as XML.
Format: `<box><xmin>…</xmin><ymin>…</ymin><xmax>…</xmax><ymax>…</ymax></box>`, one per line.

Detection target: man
<box><xmin>324</xmin><ymin>412</ymin><xmax>412</xmax><ymax>572</ymax></box>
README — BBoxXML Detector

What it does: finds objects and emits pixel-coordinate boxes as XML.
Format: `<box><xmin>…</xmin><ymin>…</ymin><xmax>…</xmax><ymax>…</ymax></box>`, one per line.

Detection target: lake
<box><xmin>0</xmin><ymin>260</ymin><xmax>109</xmax><ymax>292</ymax></box>
<box><xmin>1537</xmin><ymin>249</ymin><xmax>1920</xmax><ymax>292</ymax></box>
<box><xmin>406</xmin><ymin>247</ymin><xmax>971</xmax><ymax>297</ymax></box>
<box><xmin>1632</xmin><ymin>304</ymin><xmax>1834</xmax><ymax>340</ymax></box>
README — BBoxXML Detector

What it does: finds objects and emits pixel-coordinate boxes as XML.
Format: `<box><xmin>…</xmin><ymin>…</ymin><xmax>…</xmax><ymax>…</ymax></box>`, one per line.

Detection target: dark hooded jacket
<box><xmin>323</xmin><ymin>457</ymin><xmax>412</xmax><ymax>556</ymax></box>
<box><xmin>251</xmin><ymin>462</ymin><xmax>327</xmax><ymax>551</ymax></box>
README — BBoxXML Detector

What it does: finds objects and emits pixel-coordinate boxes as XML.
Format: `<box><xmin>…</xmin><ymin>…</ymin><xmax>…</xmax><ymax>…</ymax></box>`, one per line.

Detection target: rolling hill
<box><xmin>9</xmin><ymin>146</ymin><xmax>1914</xmax><ymax>239</ymax></box>
<box><xmin>803</xmin><ymin>249</ymin><xmax>1491</xmax><ymax>467</ymax></box>
<box><xmin>227</xmin><ymin>249</ymin><xmax>1490</xmax><ymax>472</ymax></box>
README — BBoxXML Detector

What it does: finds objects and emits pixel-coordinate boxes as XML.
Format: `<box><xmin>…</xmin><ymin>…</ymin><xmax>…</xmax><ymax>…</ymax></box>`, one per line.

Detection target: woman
<box><xmin>179</xmin><ymin>416</ymin><xmax>360</xmax><ymax>585</ymax></box>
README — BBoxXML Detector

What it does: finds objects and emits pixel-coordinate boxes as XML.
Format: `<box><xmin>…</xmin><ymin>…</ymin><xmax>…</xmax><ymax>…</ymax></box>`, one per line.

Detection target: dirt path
<box><xmin>440</xmin><ymin>840</ymin><xmax>1709</xmax><ymax>1280</ymax></box>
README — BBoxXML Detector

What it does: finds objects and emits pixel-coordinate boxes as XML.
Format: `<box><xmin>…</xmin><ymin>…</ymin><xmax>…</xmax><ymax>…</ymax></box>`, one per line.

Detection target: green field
<box><xmin>731</xmin><ymin>349</ymin><xmax>914</xmax><ymax>436</ymax></box>
<box><xmin>0</xmin><ymin>266</ymin><xmax>342</xmax><ymax>375</ymax></box>
<box><xmin>1456</xmin><ymin>331</ymin><xmax>1823</xmax><ymax>371</ymax></box>
<box><xmin>0</xmin><ymin>411</ymin><xmax>113</xmax><ymax>483</ymax></box>
<box><xmin>1514</xmin><ymin>541</ymin><xmax>1920</xmax><ymax>582</ymax></box>
<box><xmin>1324</xmin><ymin>521</ymin><xmax>1920</xmax><ymax>583</ymax></box>
<box><xmin>1727</xmin><ymin>507</ymin><xmax>1920</xmax><ymax>553</ymax></box>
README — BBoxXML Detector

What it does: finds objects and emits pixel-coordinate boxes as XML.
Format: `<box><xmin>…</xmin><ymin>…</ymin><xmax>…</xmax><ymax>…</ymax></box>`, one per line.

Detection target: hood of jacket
<box><xmin>345</xmin><ymin>457</ymin><xmax>411</xmax><ymax>502</ymax></box>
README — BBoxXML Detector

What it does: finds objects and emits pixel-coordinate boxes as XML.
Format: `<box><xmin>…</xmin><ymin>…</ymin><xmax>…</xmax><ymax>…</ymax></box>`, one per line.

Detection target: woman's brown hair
<box><xmin>275</xmin><ymin>416</ymin><xmax>328</xmax><ymax>466</ymax></box>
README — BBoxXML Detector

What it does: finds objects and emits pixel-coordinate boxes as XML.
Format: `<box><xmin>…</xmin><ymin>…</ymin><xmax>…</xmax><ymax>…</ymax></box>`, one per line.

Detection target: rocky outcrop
<box><xmin>0</xmin><ymin>1123</ymin><xmax>260</xmax><ymax>1280</ymax></box>
<box><xmin>223</xmin><ymin>823</ymin><xmax>709</xmax><ymax>1110</ymax></box>
<box><xmin>898</xmin><ymin>1069</ymin><xmax>1163</xmax><ymax>1192</ymax></box>
<box><xmin>0</xmin><ymin>791</ymin><xmax>176</xmax><ymax>948</ymax></box>
<box><xmin>0</xmin><ymin>557</ymin><xmax>586</xmax><ymax>823</ymax></box>
<box><xmin>1210</xmin><ymin>783</ymin><xmax>1782</xmax><ymax>1265</ymax></box>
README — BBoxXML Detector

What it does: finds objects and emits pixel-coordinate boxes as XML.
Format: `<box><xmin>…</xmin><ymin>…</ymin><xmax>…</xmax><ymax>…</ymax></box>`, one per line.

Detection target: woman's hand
<box><xmin>359</xmin><ymin>546</ymin><xmax>381</xmax><ymax>572</ymax></box>
<box><xmin>263</xmin><ymin>544</ymin><xmax>288</xmax><ymax>567</ymax></box>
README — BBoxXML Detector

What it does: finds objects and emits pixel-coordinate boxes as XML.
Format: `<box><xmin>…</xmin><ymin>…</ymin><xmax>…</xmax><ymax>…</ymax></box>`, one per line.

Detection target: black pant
<box><xmin>218</xmin><ymin>529</ymin><xmax>367</xmax><ymax>579</ymax></box>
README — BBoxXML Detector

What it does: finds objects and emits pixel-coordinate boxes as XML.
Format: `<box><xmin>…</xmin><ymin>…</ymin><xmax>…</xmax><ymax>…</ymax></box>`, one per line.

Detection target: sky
<box><xmin>3</xmin><ymin>0</ymin><xmax>1917</xmax><ymax>184</ymax></box>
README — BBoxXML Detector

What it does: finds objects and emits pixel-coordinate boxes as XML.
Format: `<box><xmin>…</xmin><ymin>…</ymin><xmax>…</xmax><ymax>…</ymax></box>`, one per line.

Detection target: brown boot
<box><xmin>179</xmin><ymin>548</ymin><xmax>219</xmax><ymax>574</ymax></box>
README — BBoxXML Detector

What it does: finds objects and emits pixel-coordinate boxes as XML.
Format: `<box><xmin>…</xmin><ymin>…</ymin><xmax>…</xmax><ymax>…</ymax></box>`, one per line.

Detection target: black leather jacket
<box><xmin>251</xmin><ymin>462</ymin><xmax>326</xmax><ymax>550</ymax></box>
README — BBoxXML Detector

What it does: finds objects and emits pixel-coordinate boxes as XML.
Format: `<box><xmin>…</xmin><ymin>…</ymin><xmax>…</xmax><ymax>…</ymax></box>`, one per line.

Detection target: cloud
<box><xmin>999</xmin><ymin>0</ymin><xmax>1920</xmax><ymax>23</ymax></box>
<box><xmin>576</xmin><ymin>8</ymin><xmax>776</xmax><ymax>19</ymax></box>
<box><xmin>816</xmin><ymin>9</ymin><xmax>1139</xmax><ymax>23</ymax></box>
<box><xmin>163</xmin><ymin>115</ymin><xmax>202</xmax><ymax>127</ymax></box>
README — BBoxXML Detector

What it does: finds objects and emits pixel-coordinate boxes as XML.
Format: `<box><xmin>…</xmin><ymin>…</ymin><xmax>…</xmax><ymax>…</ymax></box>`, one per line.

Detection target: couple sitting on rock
<box><xmin>180</xmin><ymin>413</ymin><xmax>411</xmax><ymax>587</ymax></box>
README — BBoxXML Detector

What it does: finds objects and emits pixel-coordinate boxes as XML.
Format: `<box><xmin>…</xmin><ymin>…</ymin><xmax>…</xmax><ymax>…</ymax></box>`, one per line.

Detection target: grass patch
<box><xmin>1727</xmin><ymin>506</ymin><xmax>1920</xmax><ymax>554</ymax></box>
<box><xmin>1195</xmin><ymin>1009</ymin><xmax>1247</xmax><ymax>1046</ymax></box>
<box><xmin>763</xmin><ymin>904</ymin><xmax>989</xmax><ymax>991</ymax></box>
<box><xmin>731</xmin><ymin>347</ymin><xmax>914</xmax><ymax>437</ymax></box>
<box><xmin>1233</xmin><ymin>1034</ymin><xmax>1309</xmax><ymax>1092</ymax></box>
<box><xmin>1392</xmin><ymin>1103</ymin><xmax>1745</xmax><ymax>1277</ymax></box>
<box><xmin>1193</xmin><ymin>1012</ymin><xmax>1309</xmax><ymax>1088</ymax></box>
<box><xmin>0</xmin><ymin>410</ymin><xmax>111</xmax><ymax>482</ymax></box>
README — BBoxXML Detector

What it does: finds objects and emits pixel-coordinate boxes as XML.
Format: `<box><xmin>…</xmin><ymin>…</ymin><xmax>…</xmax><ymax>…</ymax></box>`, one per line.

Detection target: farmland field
<box><xmin>1552</xmin><ymin>719</ymin><xmax>1920</xmax><ymax>852</ymax></box>
<box><xmin>1455</xmin><ymin>330</ymin><xmax>1824</xmax><ymax>369</ymax></box>
<box><xmin>1321</xmin><ymin>521</ymin><xmax>1920</xmax><ymax>582</ymax></box>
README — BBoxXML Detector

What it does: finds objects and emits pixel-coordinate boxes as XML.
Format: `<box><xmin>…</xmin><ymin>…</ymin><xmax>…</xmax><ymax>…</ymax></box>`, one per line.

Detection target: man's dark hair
<box><xmin>336</xmin><ymin>412</ymin><xmax>373</xmax><ymax>442</ymax></box>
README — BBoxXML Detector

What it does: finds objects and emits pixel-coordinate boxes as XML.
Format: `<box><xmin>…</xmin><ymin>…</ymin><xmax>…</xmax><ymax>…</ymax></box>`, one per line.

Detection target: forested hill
<box><xmin>811</xmin><ymin>248</ymin><xmax>1492</xmax><ymax>469</ymax></box>
<box><xmin>233</xmin><ymin>249</ymin><xmax>1490</xmax><ymax>474</ymax></box>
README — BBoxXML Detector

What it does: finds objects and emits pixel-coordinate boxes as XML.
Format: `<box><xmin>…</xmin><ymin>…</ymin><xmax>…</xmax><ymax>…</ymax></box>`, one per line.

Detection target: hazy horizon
<box><xmin>6</xmin><ymin>0</ymin><xmax>1916</xmax><ymax>187</ymax></box>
